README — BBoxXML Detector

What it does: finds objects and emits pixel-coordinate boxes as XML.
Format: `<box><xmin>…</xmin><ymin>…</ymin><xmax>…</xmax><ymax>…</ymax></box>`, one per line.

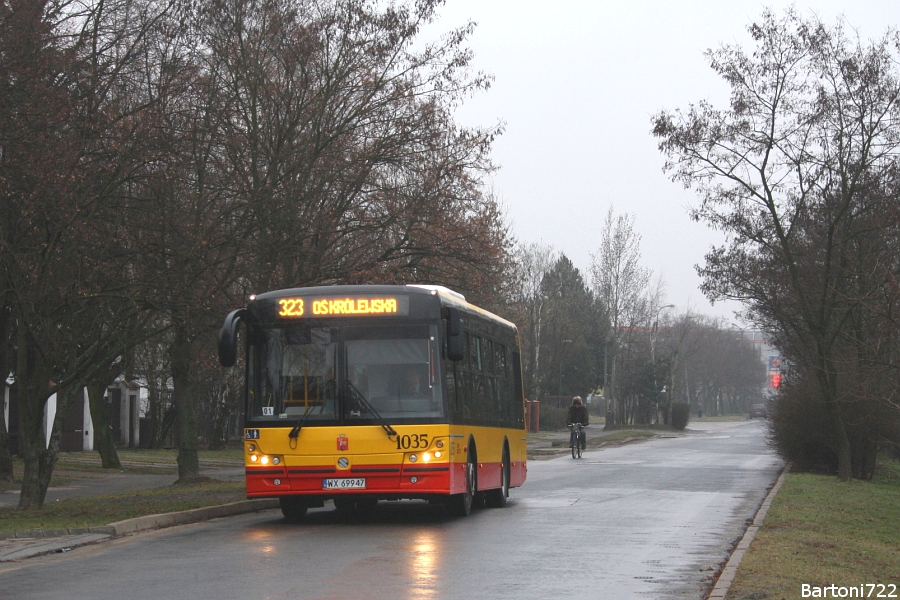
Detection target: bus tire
<box><xmin>485</xmin><ymin>445</ymin><xmax>510</xmax><ymax>508</ymax></box>
<box><xmin>453</xmin><ymin>443</ymin><xmax>477</xmax><ymax>516</ymax></box>
<box><xmin>280</xmin><ymin>496</ymin><xmax>308</xmax><ymax>520</ymax></box>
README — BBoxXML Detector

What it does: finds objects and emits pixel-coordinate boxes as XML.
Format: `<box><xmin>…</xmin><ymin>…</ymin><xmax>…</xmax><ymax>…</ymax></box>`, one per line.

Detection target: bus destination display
<box><xmin>277</xmin><ymin>295</ymin><xmax>409</xmax><ymax>318</ymax></box>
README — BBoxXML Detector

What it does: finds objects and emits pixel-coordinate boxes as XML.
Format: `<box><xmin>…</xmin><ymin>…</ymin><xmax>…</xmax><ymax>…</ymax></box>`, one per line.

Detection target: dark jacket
<box><xmin>567</xmin><ymin>404</ymin><xmax>589</xmax><ymax>425</ymax></box>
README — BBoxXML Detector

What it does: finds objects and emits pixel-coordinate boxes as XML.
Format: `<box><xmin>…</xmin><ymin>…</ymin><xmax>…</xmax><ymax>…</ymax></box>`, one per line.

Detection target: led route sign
<box><xmin>277</xmin><ymin>296</ymin><xmax>407</xmax><ymax>318</ymax></box>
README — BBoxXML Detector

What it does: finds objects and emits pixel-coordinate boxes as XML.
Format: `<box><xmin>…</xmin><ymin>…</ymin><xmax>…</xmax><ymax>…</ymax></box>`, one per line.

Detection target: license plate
<box><xmin>323</xmin><ymin>478</ymin><xmax>366</xmax><ymax>490</ymax></box>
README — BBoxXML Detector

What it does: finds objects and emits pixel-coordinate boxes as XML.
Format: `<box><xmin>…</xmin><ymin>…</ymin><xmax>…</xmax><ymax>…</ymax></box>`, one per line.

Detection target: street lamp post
<box><xmin>650</xmin><ymin>305</ymin><xmax>675</xmax><ymax>360</ymax></box>
<box><xmin>651</xmin><ymin>305</ymin><xmax>675</xmax><ymax>423</ymax></box>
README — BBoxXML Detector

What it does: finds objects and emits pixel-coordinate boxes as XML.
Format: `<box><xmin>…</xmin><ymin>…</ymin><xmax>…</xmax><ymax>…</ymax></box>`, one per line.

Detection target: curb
<box><xmin>0</xmin><ymin>526</ymin><xmax>117</xmax><ymax>540</ymax></box>
<box><xmin>707</xmin><ymin>463</ymin><xmax>790</xmax><ymax>599</ymax></box>
<box><xmin>0</xmin><ymin>498</ymin><xmax>280</xmax><ymax>541</ymax></box>
<box><xmin>106</xmin><ymin>498</ymin><xmax>280</xmax><ymax>536</ymax></box>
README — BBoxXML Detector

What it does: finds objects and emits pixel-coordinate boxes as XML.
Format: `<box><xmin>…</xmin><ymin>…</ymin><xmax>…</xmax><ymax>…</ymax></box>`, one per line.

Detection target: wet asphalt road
<box><xmin>0</xmin><ymin>420</ymin><xmax>780</xmax><ymax>599</ymax></box>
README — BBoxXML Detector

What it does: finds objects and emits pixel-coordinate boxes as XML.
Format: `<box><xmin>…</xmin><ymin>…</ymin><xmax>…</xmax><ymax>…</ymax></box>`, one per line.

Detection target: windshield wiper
<box><xmin>288</xmin><ymin>379</ymin><xmax>336</xmax><ymax>439</ymax></box>
<box><xmin>344</xmin><ymin>380</ymin><xmax>397</xmax><ymax>439</ymax></box>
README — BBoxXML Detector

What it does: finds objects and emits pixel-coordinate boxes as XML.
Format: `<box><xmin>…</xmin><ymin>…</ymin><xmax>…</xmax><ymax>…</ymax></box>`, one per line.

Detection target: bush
<box><xmin>538</xmin><ymin>405</ymin><xmax>569</xmax><ymax>431</ymax></box>
<box><xmin>768</xmin><ymin>379</ymin><xmax>837</xmax><ymax>473</ymax></box>
<box><xmin>671</xmin><ymin>403</ymin><xmax>691</xmax><ymax>430</ymax></box>
<box><xmin>768</xmin><ymin>372</ymin><xmax>900</xmax><ymax>478</ymax></box>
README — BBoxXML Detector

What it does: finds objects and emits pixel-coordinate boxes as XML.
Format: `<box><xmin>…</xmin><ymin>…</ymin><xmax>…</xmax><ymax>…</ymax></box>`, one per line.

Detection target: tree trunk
<box><xmin>822</xmin><ymin>394</ymin><xmax>852</xmax><ymax>481</ymax></box>
<box><xmin>208</xmin><ymin>395</ymin><xmax>227</xmax><ymax>451</ymax></box>
<box><xmin>0</xmin><ymin>299</ymin><xmax>13</xmax><ymax>483</ymax></box>
<box><xmin>604</xmin><ymin>349</ymin><xmax>619</xmax><ymax>429</ymax></box>
<box><xmin>814</xmin><ymin>355</ymin><xmax>852</xmax><ymax>481</ymax></box>
<box><xmin>87</xmin><ymin>381</ymin><xmax>121</xmax><ymax>469</ymax></box>
<box><xmin>15</xmin><ymin>324</ymin><xmax>55</xmax><ymax>509</ymax></box>
<box><xmin>0</xmin><ymin>401</ymin><xmax>12</xmax><ymax>483</ymax></box>
<box><xmin>171</xmin><ymin>323</ymin><xmax>201</xmax><ymax>481</ymax></box>
<box><xmin>19</xmin><ymin>381</ymin><xmax>85</xmax><ymax>509</ymax></box>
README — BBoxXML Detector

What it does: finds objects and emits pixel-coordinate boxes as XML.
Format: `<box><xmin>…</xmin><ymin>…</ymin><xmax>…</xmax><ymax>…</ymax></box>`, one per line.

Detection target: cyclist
<box><xmin>567</xmin><ymin>396</ymin><xmax>589</xmax><ymax>450</ymax></box>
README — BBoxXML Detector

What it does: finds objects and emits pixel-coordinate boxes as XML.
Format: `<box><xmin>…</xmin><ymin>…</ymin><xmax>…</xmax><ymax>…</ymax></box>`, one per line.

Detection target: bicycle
<box><xmin>568</xmin><ymin>423</ymin><xmax>586</xmax><ymax>459</ymax></box>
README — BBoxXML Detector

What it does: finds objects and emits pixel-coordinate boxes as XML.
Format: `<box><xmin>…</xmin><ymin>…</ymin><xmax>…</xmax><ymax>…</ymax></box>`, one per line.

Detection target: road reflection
<box><xmin>407</xmin><ymin>529</ymin><xmax>440</xmax><ymax>599</ymax></box>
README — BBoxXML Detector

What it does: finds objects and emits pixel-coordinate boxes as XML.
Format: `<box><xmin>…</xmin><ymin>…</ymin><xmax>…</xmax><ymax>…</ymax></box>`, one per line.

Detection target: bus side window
<box><xmin>478</xmin><ymin>338</ymin><xmax>493</xmax><ymax>424</ymax></box>
<box><xmin>494</xmin><ymin>342</ymin><xmax>515</xmax><ymax>427</ymax></box>
<box><xmin>468</xmin><ymin>333</ymin><xmax>481</xmax><ymax>371</ymax></box>
<box><xmin>445</xmin><ymin>361</ymin><xmax>460</xmax><ymax>416</ymax></box>
<box><xmin>495</xmin><ymin>344</ymin><xmax>507</xmax><ymax>378</ymax></box>
<box><xmin>464</xmin><ymin>369</ymin><xmax>476</xmax><ymax>421</ymax></box>
<box><xmin>512</xmin><ymin>350</ymin><xmax>525</xmax><ymax>427</ymax></box>
<box><xmin>482</xmin><ymin>339</ymin><xmax>493</xmax><ymax>373</ymax></box>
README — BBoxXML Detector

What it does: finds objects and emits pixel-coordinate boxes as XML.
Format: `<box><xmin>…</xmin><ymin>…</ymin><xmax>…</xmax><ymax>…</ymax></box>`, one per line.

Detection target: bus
<box><xmin>217</xmin><ymin>284</ymin><xmax>527</xmax><ymax>518</ymax></box>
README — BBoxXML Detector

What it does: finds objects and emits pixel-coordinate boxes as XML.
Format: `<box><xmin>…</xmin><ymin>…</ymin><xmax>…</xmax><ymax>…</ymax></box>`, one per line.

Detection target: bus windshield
<box><xmin>246</xmin><ymin>323</ymin><xmax>444</xmax><ymax>424</ymax></box>
<box><xmin>345</xmin><ymin>324</ymin><xmax>442</xmax><ymax>420</ymax></box>
<box><xmin>247</xmin><ymin>325</ymin><xmax>337</xmax><ymax>423</ymax></box>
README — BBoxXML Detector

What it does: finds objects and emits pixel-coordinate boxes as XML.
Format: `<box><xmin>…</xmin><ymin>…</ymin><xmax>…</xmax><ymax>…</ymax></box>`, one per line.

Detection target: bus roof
<box><xmin>250</xmin><ymin>284</ymin><xmax>516</xmax><ymax>331</ymax></box>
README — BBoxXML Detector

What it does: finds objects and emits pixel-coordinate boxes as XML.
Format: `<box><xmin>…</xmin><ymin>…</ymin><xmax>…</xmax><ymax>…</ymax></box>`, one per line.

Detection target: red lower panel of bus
<box><xmin>246</xmin><ymin>460</ymin><xmax>525</xmax><ymax>498</ymax></box>
<box><xmin>511</xmin><ymin>461</ymin><xmax>526</xmax><ymax>487</ymax></box>
<box><xmin>474</xmin><ymin>461</ymin><xmax>527</xmax><ymax>491</ymax></box>
<box><xmin>246</xmin><ymin>464</ymin><xmax>451</xmax><ymax>497</ymax></box>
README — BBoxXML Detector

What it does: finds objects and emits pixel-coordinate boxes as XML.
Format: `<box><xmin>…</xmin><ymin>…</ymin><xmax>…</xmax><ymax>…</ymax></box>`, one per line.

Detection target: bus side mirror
<box><xmin>218</xmin><ymin>309</ymin><xmax>247</xmax><ymax>367</ymax></box>
<box><xmin>446</xmin><ymin>307</ymin><xmax>464</xmax><ymax>362</ymax></box>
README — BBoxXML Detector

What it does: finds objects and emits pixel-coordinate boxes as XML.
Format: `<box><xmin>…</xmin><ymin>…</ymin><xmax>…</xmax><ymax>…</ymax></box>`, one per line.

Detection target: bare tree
<box><xmin>0</xmin><ymin>0</ymin><xmax>177</xmax><ymax>507</ymax></box>
<box><xmin>590</xmin><ymin>207</ymin><xmax>651</xmax><ymax>427</ymax></box>
<box><xmin>152</xmin><ymin>0</ymin><xmax>506</xmax><ymax>478</ymax></box>
<box><xmin>653</xmin><ymin>9</ymin><xmax>900</xmax><ymax>479</ymax></box>
<box><xmin>508</xmin><ymin>242</ymin><xmax>558</xmax><ymax>400</ymax></box>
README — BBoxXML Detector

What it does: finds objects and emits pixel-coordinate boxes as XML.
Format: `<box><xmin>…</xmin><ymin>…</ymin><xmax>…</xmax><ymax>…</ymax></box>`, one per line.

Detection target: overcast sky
<box><xmin>426</xmin><ymin>1</ymin><xmax>899</xmax><ymax>324</ymax></box>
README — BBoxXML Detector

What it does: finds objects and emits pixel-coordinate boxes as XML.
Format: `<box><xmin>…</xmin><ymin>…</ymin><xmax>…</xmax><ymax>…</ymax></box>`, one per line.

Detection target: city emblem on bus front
<box><xmin>337</xmin><ymin>434</ymin><xmax>348</xmax><ymax>451</ymax></box>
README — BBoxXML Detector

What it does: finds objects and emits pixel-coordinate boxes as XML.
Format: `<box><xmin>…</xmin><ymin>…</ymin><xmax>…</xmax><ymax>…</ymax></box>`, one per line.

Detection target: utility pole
<box><xmin>651</xmin><ymin>305</ymin><xmax>674</xmax><ymax>424</ymax></box>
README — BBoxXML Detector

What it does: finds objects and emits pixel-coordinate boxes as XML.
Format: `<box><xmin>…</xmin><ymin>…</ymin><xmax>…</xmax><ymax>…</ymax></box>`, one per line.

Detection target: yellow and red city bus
<box><xmin>217</xmin><ymin>284</ymin><xmax>527</xmax><ymax>518</ymax></box>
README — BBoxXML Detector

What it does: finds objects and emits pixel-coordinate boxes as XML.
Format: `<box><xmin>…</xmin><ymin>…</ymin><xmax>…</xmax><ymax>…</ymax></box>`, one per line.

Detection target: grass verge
<box><xmin>0</xmin><ymin>479</ymin><xmax>246</xmax><ymax>532</ymax></box>
<box><xmin>726</xmin><ymin>459</ymin><xmax>900</xmax><ymax>599</ymax></box>
<box><xmin>693</xmin><ymin>414</ymin><xmax>749</xmax><ymax>422</ymax></box>
<box><xmin>1</xmin><ymin>448</ymin><xmax>244</xmax><ymax>485</ymax></box>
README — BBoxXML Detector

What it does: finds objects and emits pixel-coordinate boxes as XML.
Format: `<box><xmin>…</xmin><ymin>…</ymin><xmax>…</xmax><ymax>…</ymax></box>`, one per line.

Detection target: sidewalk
<box><xmin>0</xmin><ymin>498</ymin><xmax>279</xmax><ymax>562</ymax></box>
<box><xmin>0</xmin><ymin>462</ymin><xmax>270</xmax><ymax>563</ymax></box>
<box><xmin>0</xmin><ymin>462</ymin><xmax>245</xmax><ymax>509</ymax></box>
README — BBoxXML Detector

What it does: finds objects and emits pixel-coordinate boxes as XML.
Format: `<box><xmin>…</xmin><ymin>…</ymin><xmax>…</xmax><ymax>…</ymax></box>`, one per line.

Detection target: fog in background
<box><xmin>428</xmin><ymin>0</ymin><xmax>899</xmax><ymax>321</ymax></box>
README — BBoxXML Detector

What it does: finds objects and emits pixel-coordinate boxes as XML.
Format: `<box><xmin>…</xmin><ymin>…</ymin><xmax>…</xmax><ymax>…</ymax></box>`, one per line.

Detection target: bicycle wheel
<box><xmin>571</xmin><ymin>444</ymin><xmax>577</xmax><ymax>459</ymax></box>
<box><xmin>575</xmin><ymin>437</ymin><xmax>582</xmax><ymax>459</ymax></box>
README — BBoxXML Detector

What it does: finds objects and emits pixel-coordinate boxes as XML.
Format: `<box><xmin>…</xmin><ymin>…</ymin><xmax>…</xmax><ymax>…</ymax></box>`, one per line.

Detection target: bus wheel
<box><xmin>453</xmin><ymin>447</ymin><xmax>476</xmax><ymax>516</ymax></box>
<box><xmin>280</xmin><ymin>497</ymin><xmax>308</xmax><ymax>520</ymax></box>
<box><xmin>486</xmin><ymin>446</ymin><xmax>510</xmax><ymax>508</ymax></box>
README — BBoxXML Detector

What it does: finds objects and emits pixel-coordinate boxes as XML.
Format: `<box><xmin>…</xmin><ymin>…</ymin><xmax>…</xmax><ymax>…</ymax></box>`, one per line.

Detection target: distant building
<box><xmin>735</xmin><ymin>329</ymin><xmax>781</xmax><ymax>398</ymax></box>
<box><xmin>2</xmin><ymin>376</ymin><xmax>147</xmax><ymax>454</ymax></box>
